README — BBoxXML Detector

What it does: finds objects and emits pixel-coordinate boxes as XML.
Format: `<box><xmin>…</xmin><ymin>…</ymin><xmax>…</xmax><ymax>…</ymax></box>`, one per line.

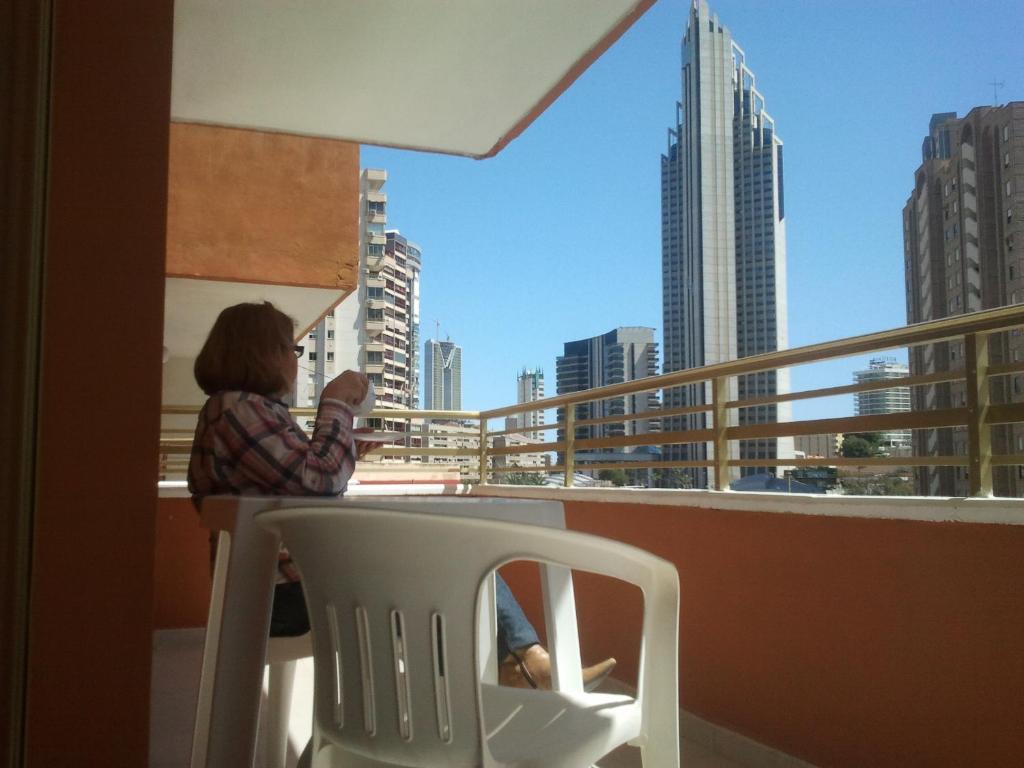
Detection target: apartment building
<box><xmin>555</xmin><ymin>327</ymin><xmax>661</xmax><ymax>468</ymax></box>
<box><xmin>903</xmin><ymin>103</ymin><xmax>1024</xmax><ymax>496</ymax></box>
<box><xmin>853</xmin><ymin>357</ymin><xmax>912</xmax><ymax>451</ymax></box>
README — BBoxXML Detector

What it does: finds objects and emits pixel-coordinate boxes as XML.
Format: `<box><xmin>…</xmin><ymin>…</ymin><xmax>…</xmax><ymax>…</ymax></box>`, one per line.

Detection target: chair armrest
<box><xmin>480</xmin><ymin>522</ymin><xmax>679</xmax><ymax>751</ymax></box>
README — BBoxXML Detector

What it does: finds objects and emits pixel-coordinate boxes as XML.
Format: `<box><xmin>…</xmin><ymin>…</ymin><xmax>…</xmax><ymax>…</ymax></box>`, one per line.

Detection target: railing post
<box><xmin>563</xmin><ymin>406</ymin><xmax>575</xmax><ymax>487</ymax></box>
<box><xmin>964</xmin><ymin>332</ymin><xmax>993</xmax><ymax>496</ymax></box>
<box><xmin>712</xmin><ymin>376</ymin><xmax>729</xmax><ymax>491</ymax></box>
<box><xmin>478</xmin><ymin>418</ymin><xmax>489</xmax><ymax>485</ymax></box>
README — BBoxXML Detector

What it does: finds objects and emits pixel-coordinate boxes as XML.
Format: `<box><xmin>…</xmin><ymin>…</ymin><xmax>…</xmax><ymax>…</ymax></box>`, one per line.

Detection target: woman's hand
<box><xmin>353</xmin><ymin>427</ymin><xmax>378</xmax><ymax>459</ymax></box>
<box><xmin>322</xmin><ymin>370</ymin><xmax>369</xmax><ymax>410</ymax></box>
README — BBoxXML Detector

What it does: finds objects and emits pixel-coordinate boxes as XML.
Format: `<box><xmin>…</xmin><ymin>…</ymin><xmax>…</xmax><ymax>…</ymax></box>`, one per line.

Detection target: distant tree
<box><xmin>501</xmin><ymin>471</ymin><xmax>545</xmax><ymax>486</ymax></box>
<box><xmin>652</xmin><ymin>467</ymin><xmax>693</xmax><ymax>489</ymax></box>
<box><xmin>597</xmin><ymin>468</ymin><xmax>628</xmax><ymax>486</ymax></box>
<box><xmin>840</xmin><ymin>474</ymin><xmax>914</xmax><ymax>496</ymax></box>
<box><xmin>840</xmin><ymin>433</ymin><xmax>884</xmax><ymax>458</ymax></box>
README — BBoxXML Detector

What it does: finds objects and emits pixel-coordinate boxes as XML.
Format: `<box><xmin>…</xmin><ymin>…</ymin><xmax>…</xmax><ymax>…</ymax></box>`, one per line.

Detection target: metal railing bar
<box><xmin>161</xmin><ymin>405</ymin><xmax>482</xmax><ymax>421</ymax></box>
<box><xmin>726</xmin><ymin>369</ymin><xmax>965</xmax><ymax>409</ymax></box>
<box><xmin>649</xmin><ymin>404</ymin><xmax>713</xmax><ymax>419</ymax></box>
<box><xmin>371</xmin><ymin>447</ymin><xmax>479</xmax><ymax>457</ymax></box>
<box><xmin>478</xmin><ymin>305</ymin><xmax>1024</xmax><ymax>420</ymax></box>
<box><xmin>576</xmin><ymin>412</ymin><xmax>660</xmax><ymax>428</ymax></box>
<box><xmin>488</xmin><ymin>442</ymin><xmax>564</xmax><ymax>456</ymax></box>
<box><xmin>726</xmin><ymin>408</ymin><xmax>967</xmax><ymax>441</ymax></box>
<box><xmin>992</xmin><ymin>454</ymin><xmax>1024</xmax><ymax>465</ymax></box>
<box><xmin>488</xmin><ymin>465</ymin><xmax>556</xmax><ymax>474</ymax></box>
<box><xmin>985</xmin><ymin>403</ymin><xmax>1024</xmax><ymax>425</ymax></box>
<box><xmin>569</xmin><ymin>460</ymin><xmax>711</xmax><ymax>471</ymax></box>
<box><xmin>485</xmin><ymin>422</ymin><xmax>561</xmax><ymax>438</ymax></box>
<box><xmin>987</xmin><ymin>361</ymin><xmax>1024</xmax><ymax>377</ymax></box>
<box><xmin>732</xmin><ymin>456</ymin><xmax>968</xmax><ymax>468</ymax></box>
<box><xmin>577</xmin><ymin>430</ymin><xmax>712</xmax><ymax>450</ymax></box>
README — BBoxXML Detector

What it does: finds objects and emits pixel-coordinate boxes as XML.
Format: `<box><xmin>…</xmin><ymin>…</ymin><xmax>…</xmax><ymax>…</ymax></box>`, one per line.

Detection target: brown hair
<box><xmin>194</xmin><ymin>302</ymin><xmax>296</xmax><ymax>396</ymax></box>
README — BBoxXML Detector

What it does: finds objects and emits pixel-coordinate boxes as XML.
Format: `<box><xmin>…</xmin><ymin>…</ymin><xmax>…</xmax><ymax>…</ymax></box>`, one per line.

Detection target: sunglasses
<box><xmin>293</xmin><ymin>345</ymin><xmax>305</xmax><ymax>358</ymax></box>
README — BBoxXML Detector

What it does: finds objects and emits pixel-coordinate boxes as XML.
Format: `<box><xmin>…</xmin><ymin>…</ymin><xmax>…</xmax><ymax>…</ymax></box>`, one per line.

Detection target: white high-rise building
<box><xmin>423</xmin><ymin>339</ymin><xmax>462</xmax><ymax>411</ymax></box>
<box><xmin>513</xmin><ymin>368</ymin><xmax>545</xmax><ymax>441</ymax></box>
<box><xmin>661</xmin><ymin>0</ymin><xmax>792</xmax><ymax>486</ymax></box>
<box><xmin>853</xmin><ymin>358</ymin><xmax>912</xmax><ymax>451</ymax></box>
<box><xmin>294</xmin><ymin>169</ymin><xmax>422</xmax><ymax>442</ymax></box>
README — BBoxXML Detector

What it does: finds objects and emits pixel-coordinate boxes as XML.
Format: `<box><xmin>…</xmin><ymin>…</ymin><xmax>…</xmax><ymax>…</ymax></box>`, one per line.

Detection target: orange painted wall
<box><xmin>502</xmin><ymin>501</ymin><xmax>1024</xmax><ymax>767</ymax></box>
<box><xmin>154</xmin><ymin>498</ymin><xmax>212</xmax><ymax>628</ymax></box>
<box><xmin>166</xmin><ymin>124</ymin><xmax>360</xmax><ymax>290</ymax></box>
<box><xmin>27</xmin><ymin>1</ymin><xmax>173</xmax><ymax>764</ymax></box>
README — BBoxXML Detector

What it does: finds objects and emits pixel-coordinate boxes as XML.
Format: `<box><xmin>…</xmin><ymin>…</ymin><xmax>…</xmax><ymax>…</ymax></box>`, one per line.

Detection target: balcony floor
<box><xmin>151</xmin><ymin>628</ymin><xmax>746</xmax><ymax>768</ymax></box>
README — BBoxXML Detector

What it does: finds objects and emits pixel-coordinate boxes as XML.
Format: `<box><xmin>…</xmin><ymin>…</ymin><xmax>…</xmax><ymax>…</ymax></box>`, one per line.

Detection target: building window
<box><xmin>1007</xmin><ymin>180</ymin><xmax>1013</xmax><ymax>197</ymax></box>
<box><xmin>308</xmin><ymin>352</ymin><xmax>317</xmax><ymax>362</ymax></box>
<box><xmin>308</xmin><ymin>331</ymin><xmax>317</xmax><ymax>340</ymax></box>
<box><xmin>1006</xmin><ymin>152</ymin><xmax>1012</xmax><ymax>168</ymax></box>
<box><xmin>326</xmin><ymin>352</ymin><xmax>334</xmax><ymax>362</ymax></box>
<box><xmin>327</xmin><ymin>329</ymin><xmax>334</xmax><ymax>339</ymax></box>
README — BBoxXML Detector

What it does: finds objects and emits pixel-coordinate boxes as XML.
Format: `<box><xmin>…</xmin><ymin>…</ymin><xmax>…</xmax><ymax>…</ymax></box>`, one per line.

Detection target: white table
<box><xmin>189</xmin><ymin>495</ymin><xmax>584</xmax><ymax>768</ymax></box>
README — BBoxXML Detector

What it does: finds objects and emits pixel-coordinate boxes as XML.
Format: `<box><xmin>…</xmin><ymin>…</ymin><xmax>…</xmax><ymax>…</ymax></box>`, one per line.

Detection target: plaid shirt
<box><xmin>188</xmin><ymin>390</ymin><xmax>357</xmax><ymax>582</ymax></box>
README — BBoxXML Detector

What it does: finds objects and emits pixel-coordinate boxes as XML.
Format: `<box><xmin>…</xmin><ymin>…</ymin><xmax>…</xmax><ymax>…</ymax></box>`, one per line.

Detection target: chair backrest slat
<box><xmin>261</xmin><ymin>507</ymin><xmax>487</xmax><ymax>766</ymax></box>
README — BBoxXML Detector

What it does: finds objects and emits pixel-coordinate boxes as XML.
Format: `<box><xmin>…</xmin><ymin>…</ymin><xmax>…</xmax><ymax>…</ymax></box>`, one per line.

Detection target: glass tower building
<box><xmin>661</xmin><ymin>0</ymin><xmax>791</xmax><ymax>486</ymax></box>
<box><xmin>423</xmin><ymin>339</ymin><xmax>462</xmax><ymax>411</ymax></box>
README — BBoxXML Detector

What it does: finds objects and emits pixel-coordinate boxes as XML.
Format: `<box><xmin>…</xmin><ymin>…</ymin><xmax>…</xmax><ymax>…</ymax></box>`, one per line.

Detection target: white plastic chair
<box><xmin>256</xmin><ymin>504</ymin><xmax>680</xmax><ymax>767</ymax></box>
<box><xmin>263</xmin><ymin>633</ymin><xmax>312</xmax><ymax>767</ymax></box>
<box><xmin>192</xmin><ymin>496</ymin><xmax>585</xmax><ymax>768</ymax></box>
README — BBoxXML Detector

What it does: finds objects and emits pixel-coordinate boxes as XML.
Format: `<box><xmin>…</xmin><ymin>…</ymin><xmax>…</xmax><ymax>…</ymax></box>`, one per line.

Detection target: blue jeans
<box><xmin>270</xmin><ymin>575</ymin><xmax>540</xmax><ymax>659</ymax></box>
<box><xmin>495</xmin><ymin>573</ymin><xmax>540</xmax><ymax>660</ymax></box>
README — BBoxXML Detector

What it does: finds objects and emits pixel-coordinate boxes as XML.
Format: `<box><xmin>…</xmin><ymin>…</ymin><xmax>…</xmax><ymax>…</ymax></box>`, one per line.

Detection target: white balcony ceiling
<box><xmin>170</xmin><ymin>0</ymin><xmax>653</xmax><ymax>158</ymax></box>
<box><xmin>163</xmin><ymin>277</ymin><xmax>346</xmax><ymax>358</ymax></box>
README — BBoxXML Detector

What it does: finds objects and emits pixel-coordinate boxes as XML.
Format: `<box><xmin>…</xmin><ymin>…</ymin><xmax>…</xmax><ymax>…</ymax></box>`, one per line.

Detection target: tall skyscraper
<box><xmin>423</xmin><ymin>339</ymin><xmax>462</xmax><ymax>410</ymax></box>
<box><xmin>294</xmin><ymin>170</ymin><xmax>423</xmax><ymax>446</ymax></box>
<box><xmin>377</xmin><ymin>229</ymin><xmax>422</xmax><ymax>411</ymax></box>
<box><xmin>853</xmin><ymin>357</ymin><xmax>912</xmax><ymax>451</ymax></box>
<box><xmin>661</xmin><ymin>0</ymin><xmax>792</xmax><ymax>486</ymax></box>
<box><xmin>513</xmin><ymin>368</ymin><xmax>545</xmax><ymax>441</ymax></box>
<box><xmin>555</xmin><ymin>328</ymin><xmax>660</xmax><ymax>467</ymax></box>
<box><xmin>903</xmin><ymin>104</ymin><xmax>1023</xmax><ymax>497</ymax></box>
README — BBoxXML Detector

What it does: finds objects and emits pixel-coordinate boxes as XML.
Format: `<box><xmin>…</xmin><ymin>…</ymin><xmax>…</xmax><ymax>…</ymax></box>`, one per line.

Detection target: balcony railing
<box><xmin>160</xmin><ymin>306</ymin><xmax>1024</xmax><ymax>494</ymax></box>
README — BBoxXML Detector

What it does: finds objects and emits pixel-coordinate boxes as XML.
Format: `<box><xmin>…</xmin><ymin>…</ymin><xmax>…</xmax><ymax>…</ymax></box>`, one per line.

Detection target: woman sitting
<box><xmin>187</xmin><ymin>301</ymin><xmax>614</xmax><ymax>689</ymax></box>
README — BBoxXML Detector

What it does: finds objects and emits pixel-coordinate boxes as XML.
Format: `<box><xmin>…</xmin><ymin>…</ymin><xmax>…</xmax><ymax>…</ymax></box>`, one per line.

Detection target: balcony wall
<box><xmin>155</xmin><ymin>485</ymin><xmax>1024</xmax><ymax>766</ymax></box>
<box><xmin>478</xmin><ymin>485</ymin><xmax>1024</xmax><ymax>767</ymax></box>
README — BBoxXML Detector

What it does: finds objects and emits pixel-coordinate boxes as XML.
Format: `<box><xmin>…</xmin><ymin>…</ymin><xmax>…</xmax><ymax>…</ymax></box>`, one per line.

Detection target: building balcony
<box><xmin>154</xmin><ymin>305</ymin><xmax>1024</xmax><ymax>767</ymax></box>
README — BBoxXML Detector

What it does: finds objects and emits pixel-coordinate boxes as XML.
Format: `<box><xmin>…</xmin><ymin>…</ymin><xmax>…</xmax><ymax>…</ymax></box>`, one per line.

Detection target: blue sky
<box><xmin>362</xmin><ymin>0</ymin><xmax>1022</xmax><ymax>423</ymax></box>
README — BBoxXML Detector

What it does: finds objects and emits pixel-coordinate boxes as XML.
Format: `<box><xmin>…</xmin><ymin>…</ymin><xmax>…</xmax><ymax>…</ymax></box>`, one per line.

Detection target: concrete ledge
<box><xmin>469</xmin><ymin>484</ymin><xmax>1024</xmax><ymax>526</ymax></box>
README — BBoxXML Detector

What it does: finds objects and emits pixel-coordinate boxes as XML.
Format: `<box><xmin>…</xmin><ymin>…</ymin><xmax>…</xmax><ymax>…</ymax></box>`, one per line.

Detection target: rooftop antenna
<box><xmin>989</xmin><ymin>78</ymin><xmax>1004</xmax><ymax>106</ymax></box>
<box><xmin>435</xmin><ymin>319</ymin><xmax>440</xmax><ymax>341</ymax></box>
